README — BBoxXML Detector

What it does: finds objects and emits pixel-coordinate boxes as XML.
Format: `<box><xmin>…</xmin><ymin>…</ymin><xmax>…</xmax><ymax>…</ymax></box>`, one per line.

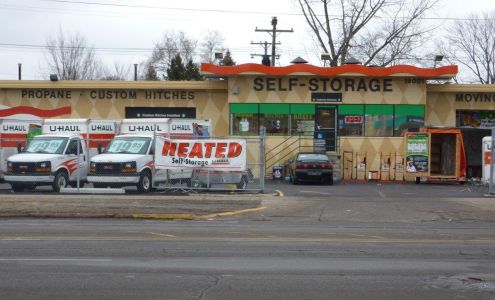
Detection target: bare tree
<box><xmin>298</xmin><ymin>0</ymin><xmax>438</xmax><ymax>66</ymax></box>
<box><xmin>148</xmin><ymin>31</ymin><xmax>197</xmax><ymax>79</ymax></box>
<box><xmin>43</xmin><ymin>29</ymin><xmax>103</xmax><ymax>80</ymax></box>
<box><xmin>199</xmin><ymin>30</ymin><xmax>225</xmax><ymax>64</ymax></box>
<box><xmin>441</xmin><ymin>12</ymin><xmax>495</xmax><ymax>84</ymax></box>
<box><xmin>101</xmin><ymin>62</ymin><xmax>132</xmax><ymax>80</ymax></box>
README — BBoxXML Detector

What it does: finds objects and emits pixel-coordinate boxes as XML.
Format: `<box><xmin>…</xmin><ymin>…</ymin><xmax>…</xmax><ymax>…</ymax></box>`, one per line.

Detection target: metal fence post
<box><xmin>260</xmin><ymin>128</ymin><xmax>266</xmax><ymax>193</ymax></box>
<box><xmin>76</xmin><ymin>137</ymin><xmax>81</xmax><ymax>193</ymax></box>
<box><xmin>489</xmin><ymin>128</ymin><xmax>495</xmax><ymax>195</ymax></box>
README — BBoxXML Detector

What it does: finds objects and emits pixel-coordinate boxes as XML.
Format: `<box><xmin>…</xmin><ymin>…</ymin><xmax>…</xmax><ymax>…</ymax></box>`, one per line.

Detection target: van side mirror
<box><xmin>97</xmin><ymin>144</ymin><xmax>102</xmax><ymax>154</ymax></box>
<box><xmin>16</xmin><ymin>144</ymin><xmax>22</xmax><ymax>153</ymax></box>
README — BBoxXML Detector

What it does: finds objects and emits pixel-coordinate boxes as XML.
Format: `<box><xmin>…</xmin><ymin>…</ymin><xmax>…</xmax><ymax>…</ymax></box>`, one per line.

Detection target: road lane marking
<box><xmin>0</xmin><ymin>258</ymin><xmax>112</xmax><ymax>262</ymax></box>
<box><xmin>199</xmin><ymin>206</ymin><xmax>267</xmax><ymax>219</ymax></box>
<box><xmin>147</xmin><ymin>232</ymin><xmax>177</xmax><ymax>238</ymax></box>
<box><xmin>300</xmin><ymin>191</ymin><xmax>330</xmax><ymax>195</ymax></box>
<box><xmin>0</xmin><ymin>236</ymin><xmax>494</xmax><ymax>244</ymax></box>
<box><xmin>375</xmin><ymin>189</ymin><xmax>386</xmax><ymax>198</ymax></box>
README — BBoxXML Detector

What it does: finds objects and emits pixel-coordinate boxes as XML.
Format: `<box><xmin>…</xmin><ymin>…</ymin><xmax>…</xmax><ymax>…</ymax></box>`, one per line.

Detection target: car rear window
<box><xmin>297</xmin><ymin>153</ymin><xmax>329</xmax><ymax>162</ymax></box>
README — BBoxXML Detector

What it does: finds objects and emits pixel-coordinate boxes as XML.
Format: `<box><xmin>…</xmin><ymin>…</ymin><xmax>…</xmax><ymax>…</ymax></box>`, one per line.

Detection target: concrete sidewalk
<box><xmin>0</xmin><ymin>193</ymin><xmax>267</xmax><ymax>220</ymax></box>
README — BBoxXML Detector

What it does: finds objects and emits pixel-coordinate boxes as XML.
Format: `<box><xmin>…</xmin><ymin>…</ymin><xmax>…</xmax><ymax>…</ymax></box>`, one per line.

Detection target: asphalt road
<box><xmin>1</xmin><ymin>217</ymin><xmax>494</xmax><ymax>300</ymax></box>
<box><xmin>0</xmin><ymin>181</ymin><xmax>494</xmax><ymax>299</ymax></box>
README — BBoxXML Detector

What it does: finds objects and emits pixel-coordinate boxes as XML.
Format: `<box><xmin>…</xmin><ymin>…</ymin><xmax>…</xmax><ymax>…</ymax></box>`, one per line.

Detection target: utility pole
<box><xmin>250</xmin><ymin>41</ymin><xmax>280</xmax><ymax>65</ymax></box>
<box><xmin>255</xmin><ymin>17</ymin><xmax>293</xmax><ymax>66</ymax></box>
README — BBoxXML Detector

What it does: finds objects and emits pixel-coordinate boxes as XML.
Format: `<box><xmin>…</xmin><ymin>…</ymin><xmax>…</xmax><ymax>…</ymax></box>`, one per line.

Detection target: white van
<box><xmin>5</xmin><ymin>119</ymin><xmax>119</xmax><ymax>192</ymax></box>
<box><xmin>87</xmin><ymin>118</ymin><xmax>210</xmax><ymax>192</ymax></box>
<box><xmin>0</xmin><ymin>119</ymin><xmax>42</xmax><ymax>183</ymax></box>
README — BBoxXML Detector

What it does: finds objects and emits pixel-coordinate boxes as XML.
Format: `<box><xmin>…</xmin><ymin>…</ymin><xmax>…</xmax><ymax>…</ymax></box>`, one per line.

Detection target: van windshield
<box><xmin>105</xmin><ymin>137</ymin><xmax>151</xmax><ymax>154</ymax></box>
<box><xmin>26</xmin><ymin>137</ymin><xmax>68</xmax><ymax>154</ymax></box>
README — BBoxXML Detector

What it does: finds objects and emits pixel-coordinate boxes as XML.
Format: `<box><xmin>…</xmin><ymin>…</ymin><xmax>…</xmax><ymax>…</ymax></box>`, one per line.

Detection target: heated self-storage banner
<box><xmin>155</xmin><ymin>137</ymin><xmax>247</xmax><ymax>171</ymax></box>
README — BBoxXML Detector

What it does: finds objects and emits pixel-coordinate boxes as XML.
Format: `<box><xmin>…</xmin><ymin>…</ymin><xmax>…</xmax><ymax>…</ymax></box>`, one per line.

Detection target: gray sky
<box><xmin>0</xmin><ymin>0</ymin><xmax>493</xmax><ymax>80</ymax></box>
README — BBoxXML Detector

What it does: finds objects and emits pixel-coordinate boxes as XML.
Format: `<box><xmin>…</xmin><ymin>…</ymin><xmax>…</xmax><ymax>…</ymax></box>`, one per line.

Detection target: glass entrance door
<box><xmin>315</xmin><ymin>106</ymin><xmax>337</xmax><ymax>152</ymax></box>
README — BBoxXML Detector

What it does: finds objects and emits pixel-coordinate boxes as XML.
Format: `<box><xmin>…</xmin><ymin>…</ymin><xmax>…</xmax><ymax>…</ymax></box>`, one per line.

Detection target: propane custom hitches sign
<box><xmin>155</xmin><ymin>138</ymin><xmax>247</xmax><ymax>171</ymax></box>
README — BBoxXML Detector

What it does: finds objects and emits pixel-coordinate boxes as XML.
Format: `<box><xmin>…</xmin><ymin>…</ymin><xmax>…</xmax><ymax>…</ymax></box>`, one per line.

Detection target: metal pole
<box><xmin>18</xmin><ymin>63</ymin><xmax>21</xmax><ymax>80</ymax></box>
<box><xmin>260</xmin><ymin>128</ymin><xmax>266</xmax><ymax>192</ymax></box>
<box><xmin>489</xmin><ymin>128</ymin><xmax>495</xmax><ymax>194</ymax></box>
<box><xmin>76</xmin><ymin>138</ymin><xmax>81</xmax><ymax>192</ymax></box>
<box><xmin>134</xmin><ymin>64</ymin><xmax>138</xmax><ymax>81</ymax></box>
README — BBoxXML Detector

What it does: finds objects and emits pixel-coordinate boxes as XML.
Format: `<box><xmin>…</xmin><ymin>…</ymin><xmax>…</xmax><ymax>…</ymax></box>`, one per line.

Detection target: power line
<box><xmin>36</xmin><ymin>0</ymin><xmax>300</xmax><ymax>16</ymax></box>
<box><xmin>32</xmin><ymin>0</ymin><xmax>495</xmax><ymax>21</ymax></box>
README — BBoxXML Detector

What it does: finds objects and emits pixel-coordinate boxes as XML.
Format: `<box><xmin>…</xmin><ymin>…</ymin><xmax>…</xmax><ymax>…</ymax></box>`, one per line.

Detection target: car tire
<box><xmin>53</xmin><ymin>171</ymin><xmax>68</xmax><ymax>192</ymax></box>
<box><xmin>11</xmin><ymin>184</ymin><xmax>25</xmax><ymax>192</ymax></box>
<box><xmin>185</xmin><ymin>178</ymin><xmax>192</xmax><ymax>187</ymax></box>
<box><xmin>137</xmin><ymin>170</ymin><xmax>152</xmax><ymax>193</ymax></box>
<box><xmin>236</xmin><ymin>175</ymin><xmax>248</xmax><ymax>190</ymax></box>
<box><xmin>292</xmin><ymin>174</ymin><xmax>299</xmax><ymax>185</ymax></box>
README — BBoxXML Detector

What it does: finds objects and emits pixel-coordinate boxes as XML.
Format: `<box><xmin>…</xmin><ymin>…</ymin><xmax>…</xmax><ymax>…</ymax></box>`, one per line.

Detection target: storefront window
<box><xmin>365</xmin><ymin>105</ymin><xmax>393</xmax><ymax>137</ymax></box>
<box><xmin>259</xmin><ymin>104</ymin><xmax>289</xmax><ymax>135</ymax></box>
<box><xmin>394</xmin><ymin>105</ymin><xmax>424</xmax><ymax>136</ymax></box>
<box><xmin>230</xmin><ymin>104</ymin><xmax>259</xmax><ymax>136</ymax></box>
<box><xmin>290</xmin><ymin>104</ymin><xmax>315</xmax><ymax>136</ymax></box>
<box><xmin>338</xmin><ymin>105</ymin><xmax>364</xmax><ymax>136</ymax></box>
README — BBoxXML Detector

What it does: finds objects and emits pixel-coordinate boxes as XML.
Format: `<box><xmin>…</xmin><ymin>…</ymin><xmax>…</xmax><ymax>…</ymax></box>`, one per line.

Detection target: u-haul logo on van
<box><xmin>47</xmin><ymin>125</ymin><xmax>82</xmax><ymax>132</ymax></box>
<box><xmin>90</xmin><ymin>124</ymin><xmax>115</xmax><ymax>132</ymax></box>
<box><xmin>171</xmin><ymin>124</ymin><xmax>192</xmax><ymax>132</ymax></box>
<box><xmin>127</xmin><ymin>124</ymin><xmax>166</xmax><ymax>133</ymax></box>
<box><xmin>2</xmin><ymin>124</ymin><xmax>28</xmax><ymax>132</ymax></box>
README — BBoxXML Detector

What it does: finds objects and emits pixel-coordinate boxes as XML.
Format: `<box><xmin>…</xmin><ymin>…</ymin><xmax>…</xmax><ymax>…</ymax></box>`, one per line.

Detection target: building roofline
<box><xmin>201</xmin><ymin>63</ymin><xmax>458</xmax><ymax>79</ymax></box>
<box><xmin>0</xmin><ymin>80</ymin><xmax>228</xmax><ymax>90</ymax></box>
<box><xmin>427</xmin><ymin>84</ymin><xmax>495</xmax><ymax>93</ymax></box>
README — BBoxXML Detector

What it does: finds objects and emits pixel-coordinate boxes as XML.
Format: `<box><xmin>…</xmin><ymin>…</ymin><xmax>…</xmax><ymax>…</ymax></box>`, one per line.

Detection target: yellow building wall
<box><xmin>0</xmin><ymin>82</ymin><xmax>229</xmax><ymax>136</ymax></box>
<box><xmin>227</xmin><ymin>76</ymin><xmax>426</xmax><ymax>180</ymax></box>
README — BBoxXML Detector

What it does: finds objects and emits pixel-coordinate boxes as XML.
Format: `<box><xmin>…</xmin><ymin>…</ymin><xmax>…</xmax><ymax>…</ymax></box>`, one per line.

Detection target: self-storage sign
<box><xmin>155</xmin><ymin>138</ymin><xmax>247</xmax><ymax>171</ymax></box>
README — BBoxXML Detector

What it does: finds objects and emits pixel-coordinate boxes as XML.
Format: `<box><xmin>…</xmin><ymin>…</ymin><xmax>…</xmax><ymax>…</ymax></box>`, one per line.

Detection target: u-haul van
<box><xmin>5</xmin><ymin>119</ymin><xmax>119</xmax><ymax>192</ymax></box>
<box><xmin>87</xmin><ymin>118</ymin><xmax>210</xmax><ymax>192</ymax></box>
<box><xmin>170</xmin><ymin>119</ymin><xmax>210</xmax><ymax>138</ymax></box>
<box><xmin>0</xmin><ymin>119</ymin><xmax>42</xmax><ymax>182</ymax></box>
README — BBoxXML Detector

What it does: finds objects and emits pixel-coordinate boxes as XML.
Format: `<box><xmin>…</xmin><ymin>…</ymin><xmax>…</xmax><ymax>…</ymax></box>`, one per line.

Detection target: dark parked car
<box><xmin>288</xmin><ymin>152</ymin><xmax>333</xmax><ymax>185</ymax></box>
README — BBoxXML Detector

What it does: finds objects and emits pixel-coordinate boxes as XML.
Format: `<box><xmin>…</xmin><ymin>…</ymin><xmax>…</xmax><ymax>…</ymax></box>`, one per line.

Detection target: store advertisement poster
<box><xmin>155</xmin><ymin>137</ymin><xmax>247</xmax><ymax>171</ymax></box>
<box><xmin>406</xmin><ymin>133</ymin><xmax>429</xmax><ymax>173</ymax></box>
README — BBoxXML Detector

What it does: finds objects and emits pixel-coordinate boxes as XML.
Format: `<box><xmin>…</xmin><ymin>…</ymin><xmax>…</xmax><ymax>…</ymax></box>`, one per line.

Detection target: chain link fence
<box><xmin>2</xmin><ymin>134</ymin><xmax>266</xmax><ymax>193</ymax></box>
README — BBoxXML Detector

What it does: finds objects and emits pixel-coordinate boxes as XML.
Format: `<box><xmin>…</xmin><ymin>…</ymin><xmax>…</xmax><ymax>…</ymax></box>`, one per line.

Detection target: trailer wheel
<box><xmin>137</xmin><ymin>170</ymin><xmax>152</xmax><ymax>193</ymax></box>
<box><xmin>236</xmin><ymin>175</ymin><xmax>248</xmax><ymax>190</ymax></box>
<box><xmin>11</xmin><ymin>184</ymin><xmax>25</xmax><ymax>192</ymax></box>
<box><xmin>53</xmin><ymin>170</ymin><xmax>68</xmax><ymax>192</ymax></box>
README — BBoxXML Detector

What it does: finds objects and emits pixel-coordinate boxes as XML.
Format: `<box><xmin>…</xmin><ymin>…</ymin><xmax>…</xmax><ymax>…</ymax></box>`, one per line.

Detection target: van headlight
<box><xmin>35</xmin><ymin>161</ymin><xmax>51</xmax><ymax>173</ymax></box>
<box><xmin>90</xmin><ymin>162</ymin><xmax>96</xmax><ymax>173</ymax></box>
<box><xmin>121</xmin><ymin>162</ymin><xmax>137</xmax><ymax>173</ymax></box>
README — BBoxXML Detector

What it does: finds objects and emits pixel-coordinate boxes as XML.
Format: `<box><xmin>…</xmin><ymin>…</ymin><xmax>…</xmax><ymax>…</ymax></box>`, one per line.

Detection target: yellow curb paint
<box><xmin>131</xmin><ymin>214</ymin><xmax>195</xmax><ymax>220</ymax></box>
<box><xmin>274</xmin><ymin>189</ymin><xmax>284</xmax><ymax>197</ymax></box>
<box><xmin>199</xmin><ymin>206</ymin><xmax>267</xmax><ymax>219</ymax></box>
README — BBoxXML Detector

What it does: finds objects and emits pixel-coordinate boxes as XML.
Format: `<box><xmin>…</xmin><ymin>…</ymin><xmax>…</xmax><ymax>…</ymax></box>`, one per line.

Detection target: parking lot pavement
<box><xmin>264</xmin><ymin>179</ymin><xmax>489</xmax><ymax>198</ymax></box>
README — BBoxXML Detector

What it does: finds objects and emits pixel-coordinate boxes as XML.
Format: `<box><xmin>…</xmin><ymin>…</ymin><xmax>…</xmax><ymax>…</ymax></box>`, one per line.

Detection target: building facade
<box><xmin>1</xmin><ymin>63</ymin><xmax>495</xmax><ymax>181</ymax></box>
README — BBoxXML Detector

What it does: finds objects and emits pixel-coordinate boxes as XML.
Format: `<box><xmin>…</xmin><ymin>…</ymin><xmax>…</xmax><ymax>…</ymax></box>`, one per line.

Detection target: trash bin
<box><xmin>272</xmin><ymin>166</ymin><xmax>283</xmax><ymax>180</ymax></box>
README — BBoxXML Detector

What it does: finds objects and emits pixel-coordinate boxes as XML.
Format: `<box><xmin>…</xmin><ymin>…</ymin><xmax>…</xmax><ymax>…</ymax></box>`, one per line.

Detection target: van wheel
<box><xmin>70</xmin><ymin>181</ymin><xmax>85</xmax><ymax>188</ymax></box>
<box><xmin>236</xmin><ymin>176</ymin><xmax>248</xmax><ymax>190</ymax></box>
<box><xmin>11</xmin><ymin>184</ymin><xmax>25</xmax><ymax>192</ymax></box>
<box><xmin>53</xmin><ymin>171</ymin><xmax>68</xmax><ymax>192</ymax></box>
<box><xmin>137</xmin><ymin>170</ymin><xmax>152</xmax><ymax>192</ymax></box>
